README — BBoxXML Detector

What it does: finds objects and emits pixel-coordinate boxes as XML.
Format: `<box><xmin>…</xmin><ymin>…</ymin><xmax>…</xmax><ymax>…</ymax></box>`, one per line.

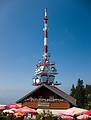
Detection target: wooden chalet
<box><xmin>16</xmin><ymin>84</ymin><xmax>76</xmax><ymax>109</ymax></box>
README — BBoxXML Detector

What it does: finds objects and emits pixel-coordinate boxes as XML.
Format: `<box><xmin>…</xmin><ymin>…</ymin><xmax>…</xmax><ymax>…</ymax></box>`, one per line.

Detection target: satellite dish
<box><xmin>40</xmin><ymin>66</ymin><xmax>44</xmax><ymax>71</ymax></box>
<box><xmin>41</xmin><ymin>75</ymin><xmax>47</xmax><ymax>82</ymax></box>
<box><xmin>36</xmin><ymin>78</ymin><xmax>40</xmax><ymax>84</ymax></box>
<box><xmin>49</xmin><ymin>75</ymin><xmax>55</xmax><ymax>83</ymax></box>
<box><xmin>33</xmin><ymin>78</ymin><xmax>36</xmax><ymax>83</ymax></box>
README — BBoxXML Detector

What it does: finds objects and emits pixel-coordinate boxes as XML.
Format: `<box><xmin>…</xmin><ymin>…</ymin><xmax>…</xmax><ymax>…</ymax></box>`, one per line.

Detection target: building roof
<box><xmin>16</xmin><ymin>84</ymin><xmax>76</xmax><ymax>106</ymax></box>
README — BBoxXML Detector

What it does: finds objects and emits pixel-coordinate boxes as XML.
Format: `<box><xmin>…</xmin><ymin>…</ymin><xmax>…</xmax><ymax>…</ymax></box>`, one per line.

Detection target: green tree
<box><xmin>70</xmin><ymin>84</ymin><xmax>76</xmax><ymax>97</ymax></box>
<box><xmin>70</xmin><ymin>78</ymin><xmax>87</xmax><ymax>108</ymax></box>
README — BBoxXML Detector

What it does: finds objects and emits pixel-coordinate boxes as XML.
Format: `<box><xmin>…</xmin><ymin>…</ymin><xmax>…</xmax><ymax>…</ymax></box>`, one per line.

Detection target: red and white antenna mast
<box><xmin>32</xmin><ymin>8</ymin><xmax>61</xmax><ymax>86</ymax></box>
<box><xmin>43</xmin><ymin>8</ymin><xmax>48</xmax><ymax>65</ymax></box>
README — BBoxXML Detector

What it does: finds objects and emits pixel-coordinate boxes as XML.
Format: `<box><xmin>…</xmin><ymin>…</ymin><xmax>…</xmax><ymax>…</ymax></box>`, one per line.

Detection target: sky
<box><xmin>0</xmin><ymin>0</ymin><xmax>91</xmax><ymax>104</ymax></box>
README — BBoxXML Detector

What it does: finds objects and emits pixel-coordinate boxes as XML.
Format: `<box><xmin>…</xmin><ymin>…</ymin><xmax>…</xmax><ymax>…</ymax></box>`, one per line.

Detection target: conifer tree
<box><xmin>70</xmin><ymin>78</ymin><xmax>87</xmax><ymax>108</ymax></box>
<box><xmin>70</xmin><ymin>84</ymin><xmax>76</xmax><ymax>97</ymax></box>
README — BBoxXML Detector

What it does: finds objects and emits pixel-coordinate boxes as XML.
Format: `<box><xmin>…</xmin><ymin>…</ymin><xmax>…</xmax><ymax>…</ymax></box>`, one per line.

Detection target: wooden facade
<box><xmin>16</xmin><ymin>84</ymin><xmax>76</xmax><ymax>109</ymax></box>
<box><xmin>21</xmin><ymin>100</ymin><xmax>70</xmax><ymax>109</ymax></box>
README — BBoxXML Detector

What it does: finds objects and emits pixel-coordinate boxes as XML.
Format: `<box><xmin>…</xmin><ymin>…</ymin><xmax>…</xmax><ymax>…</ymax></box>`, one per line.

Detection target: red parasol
<box><xmin>0</xmin><ymin>106</ymin><xmax>6</xmax><ymax>110</ymax></box>
<box><xmin>77</xmin><ymin>114</ymin><xmax>89</xmax><ymax>120</ymax></box>
<box><xmin>83</xmin><ymin>110</ymin><xmax>91</xmax><ymax>115</ymax></box>
<box><xmin>6</xmin><ymin>103</ymin><xmax>21</xmax><ymax>109</ymax></box>
<box><xmin>61</xmin><ymin>115</ymin><xmax>73</xmax><ymax>120</ymax></box>
<box><xmin>16</xmin><ymin>106</ymin><xmax>37</xmax><ymax>114</ymax></box>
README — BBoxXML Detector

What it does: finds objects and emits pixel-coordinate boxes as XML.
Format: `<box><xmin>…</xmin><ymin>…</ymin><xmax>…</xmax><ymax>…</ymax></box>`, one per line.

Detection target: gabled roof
<box><xmin>16</xmin><ymin>84</ymin><xmax>76</xmax><ymax>106</ymax></box>
<box><xmin>44</xmin><ymin>85</ymin><xmax>76</xmax><ymax>106</ymax></box>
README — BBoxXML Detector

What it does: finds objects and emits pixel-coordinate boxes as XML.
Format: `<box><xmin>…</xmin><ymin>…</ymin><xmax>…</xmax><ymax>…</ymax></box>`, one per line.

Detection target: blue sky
<box><xmin>0</xmin><ymin>0</ymin><xmax>91</xmax><ymax>104</ymax></box>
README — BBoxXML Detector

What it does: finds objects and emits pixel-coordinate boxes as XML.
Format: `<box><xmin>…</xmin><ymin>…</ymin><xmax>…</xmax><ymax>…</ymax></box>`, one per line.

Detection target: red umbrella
<box><xmin>83</xmin><ymin>110</ymin><xmax>91</xmax><ymax>115</ymax></box>
<box><xmin>16</xmin><ymin>106</ymin><xmax>37</xmax><ymax>114</ymax></box>
<box><xmin>61</xmin><ymin>115</ymin><xmax>73</xmax><ymax>120</ymax></box>
<box><xmin>77</xmin><ymin>114</ymin><xmax>89</xmax><ymax>120</ymax></box>
<box><xmin>0</xmin><ymin>106</ymin><xmax>6</xmax><ymax>110</ymax></box>
<box><xmin>6</xmin><ymin>103</ymin><xmax>21</xmax><ymax>109</ymax></box>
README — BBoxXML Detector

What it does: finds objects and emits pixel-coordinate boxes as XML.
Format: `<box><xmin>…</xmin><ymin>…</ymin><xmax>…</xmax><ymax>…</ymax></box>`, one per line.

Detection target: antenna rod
<box><xmin>43</xmin><ymin>8</ymin><xmax>48</xmax><ymax>65</ymax></box>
